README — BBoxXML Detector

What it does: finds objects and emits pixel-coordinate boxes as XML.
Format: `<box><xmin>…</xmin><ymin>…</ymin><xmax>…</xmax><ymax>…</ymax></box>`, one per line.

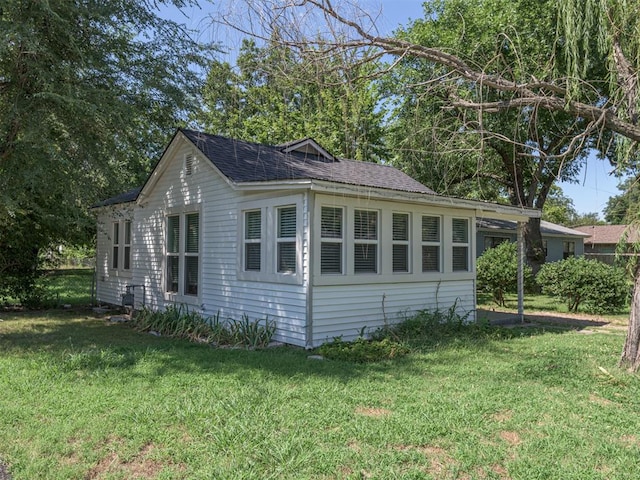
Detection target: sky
<box><xmin>162</xmin><ymin>0</ymin><xmax>622</xmax><ymax>217</ymax></box>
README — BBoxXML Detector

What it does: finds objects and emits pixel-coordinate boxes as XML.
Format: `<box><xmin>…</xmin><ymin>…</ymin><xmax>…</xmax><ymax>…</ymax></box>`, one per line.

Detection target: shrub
<box><xmin>317</xmin><ymin>337</ymin><xmax>409</xmax><ymax>363</ymax></box>
<box><xmin>476</xmin><ymin>242</ymin><xmax>533</xmax><ymax>306</ymax></box>
<box><xmin>536</xmin><ymin>257</ymin><xmax>630</xmax><ymax>314</ymax></box>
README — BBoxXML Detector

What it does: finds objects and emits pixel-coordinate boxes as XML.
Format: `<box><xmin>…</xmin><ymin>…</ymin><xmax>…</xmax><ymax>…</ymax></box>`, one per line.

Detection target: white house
<box><xmin>94</xmin><ymin>129</ymin><xmax>538</xmax><ymax>347</ymax></box>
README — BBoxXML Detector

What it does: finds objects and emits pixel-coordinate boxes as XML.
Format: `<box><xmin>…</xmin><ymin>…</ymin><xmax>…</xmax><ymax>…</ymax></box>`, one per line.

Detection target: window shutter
<box><xmin>452</xmin><ymin>247</ymin><xmax>469</xmax><ymax>271</ymax></box>
<box><xmin>185</xmin><ymin>154</ymin><xmax>194</xmax><ymax>176</ymax></box>
<box><xmin>167</xmin><ymin>216</ymin><xmax>180</xmax><ymax>253</ymax></box>
<box><xmin>422</xmin><ymin>216</ymin><xmax>440</xmax><ymax>242</ymax></box>
<box><xmin>393</xmin><ymin>244</ymin><xmax>408</xmax><ymax>272</ymax></box>
<box><xmin>422</xmin><ymin>246</ymin><xmax>440</xmax><ymax>272</ymax></box>
<box><xmin>185</xmin><ymin>213</ymin><xmax>199</xmax><ymax>253</ymax></box>
<box><xmin>354</xmin><ymin>210</ymin><xmax>377</xmax><ymax>240</ymax></box>
<box><xmin>278</xmin><ymin>207</ymin><xmax>296</xmax><ymax>238</ymax></box>
<box><xmin>321</xmin><ymin>243</ymin><xmax>342</xmax><ymax>274</ymax></box>
<box><xmin>452</xmin><ymin>218</ymin><xmax>468</xmax><ymax>243</ymax></box>
<box><xmin>245</xmin><ymin>210</ymin><xmax>261</xmax><ymax>239</ymax></box>
<box><xmin>321</xmin><ymin>207</ymin><xmax>342</xmax><ymax>238</ymax></box>
<box><xmin>354</xmin><ymin>244</ymin><xmax>377</xmax><ymax>273</ymax></box>
<box><xmin>393</xmin><ymin>213</ymin><xmax>408</xmax><ymax>241</ymax></box>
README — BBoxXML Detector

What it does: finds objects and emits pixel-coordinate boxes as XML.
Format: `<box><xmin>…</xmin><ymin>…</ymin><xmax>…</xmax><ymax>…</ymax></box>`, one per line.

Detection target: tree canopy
<box><xmin>0</xmin><ymin>0</ymin><xmax>213</xmax><ymax>298</ymax></box>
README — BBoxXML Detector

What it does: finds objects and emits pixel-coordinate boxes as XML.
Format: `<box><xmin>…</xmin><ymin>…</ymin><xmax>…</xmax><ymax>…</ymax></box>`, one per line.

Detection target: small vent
<box><xmin>185</xmin><ymin>154</ymin><xmax>194</xmax><ymax>176</ymax></box>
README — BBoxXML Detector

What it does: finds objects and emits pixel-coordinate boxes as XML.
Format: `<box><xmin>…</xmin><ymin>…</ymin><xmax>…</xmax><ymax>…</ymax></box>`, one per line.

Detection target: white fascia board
<box><xmin>232</xmin><ymin>179</ymin><xmax>313</xmax><ymax>191</ymax></box>
<box><xmin>308</xmin><ymin>180</ymin><xmax>540</xmax><ymax>220</ymax></box>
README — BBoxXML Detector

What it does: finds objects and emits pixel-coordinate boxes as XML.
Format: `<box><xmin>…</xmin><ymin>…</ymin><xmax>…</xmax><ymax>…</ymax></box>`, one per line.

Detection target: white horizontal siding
<box><xmin>129</xmin><ymin>138</ymin><xmax>309</xmax><ymax>346</ymax></box>
<box><xmin>311</xmin><ymin>280</ymin><xmax>476</xmax><ymax>346</ymax></box>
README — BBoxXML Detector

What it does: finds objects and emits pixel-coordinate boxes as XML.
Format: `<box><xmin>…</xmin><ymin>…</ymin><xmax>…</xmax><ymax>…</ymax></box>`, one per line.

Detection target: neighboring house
<box><xmin>574</xmin><ymin>225</ymin><xmax>640</xmax><ymax>264</ymax></box>
<box><xmin>477</xmin><ymin>218</ymin><xmax>589</xmax><ymax>262</ymax></box>
<box><xmin>94</xmin><ymin>129</ymin><xmax>538</xmax><ymax>347</ymax></box>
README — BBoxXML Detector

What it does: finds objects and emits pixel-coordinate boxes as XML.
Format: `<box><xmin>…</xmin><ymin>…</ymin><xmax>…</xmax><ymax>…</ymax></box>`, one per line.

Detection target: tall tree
<box><xmin>199</xmin><ymin>37</ymin><xmax>387</xmax><ymax>161</ymax></box>
<box><xmin>385</xmin><ymin>0</ymin><xmax>595</xmax><ymax>273</ymax></box>
<box><xmin>0</xmin><ymin>0</ymin><xmax>213</xmax><ymax>299</ymax></box>
<box><xmin>604</xmin><ymin>178</ymin><xmax>640</xmax><ymax>224</ymax></box>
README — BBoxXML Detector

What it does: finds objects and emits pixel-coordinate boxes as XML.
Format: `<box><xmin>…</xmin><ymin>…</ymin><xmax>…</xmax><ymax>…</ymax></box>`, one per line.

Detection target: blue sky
<box><xmin>163</xmin><ymin>0</ymin><xmax>621</xmax><ymax>217</ymax></box>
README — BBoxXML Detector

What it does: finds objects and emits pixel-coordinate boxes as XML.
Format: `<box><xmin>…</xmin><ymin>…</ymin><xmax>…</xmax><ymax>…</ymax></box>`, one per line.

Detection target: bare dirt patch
<box><xmin>355</xmin><ymin>406</ymin><xmax>392</xmax><ymax>418</ymax></box>
<box><xmin>393</xmin><ymin>444</ymin><xmax>458</xmax><ymax>476</ymax></box>
<box><xmin>499</xmin><ymin>431</ymin><xmax>522</xmax><ymax>446</ymax></box>
<box><xmin>490</xmin><ymin>410</ymin><xmax>513</xmax><ymax>423</ymax></box>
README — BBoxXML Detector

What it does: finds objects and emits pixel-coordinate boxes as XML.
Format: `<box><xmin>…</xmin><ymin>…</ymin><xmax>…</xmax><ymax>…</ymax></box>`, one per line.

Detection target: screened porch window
<box><xmin>277</xmin><ymin>206</ymin><xmax>297</xmax><ymax>273</ymax></box>
<box><xmin>452</xmin><ymin>218</ymin><xmax>470</xmax><ymax>271</ymax></box>
<box><xmin>422</xmin><ymin>215</ymin><xmax>441</xmax><ymax>272</ymax></box>
<box><xmin>320</xmin><ymin>206</ymin><xmax>343</xmax><ymax>274</ymax></box>
<box><xmin>354</xmin><ymin>209</ymin><xmax>378</xmax><ymax>273</ymax></box>
<box><xmin>392</xmin><ymin>213</ymin><xmax>410</xmax><ymax>273</ymax></box>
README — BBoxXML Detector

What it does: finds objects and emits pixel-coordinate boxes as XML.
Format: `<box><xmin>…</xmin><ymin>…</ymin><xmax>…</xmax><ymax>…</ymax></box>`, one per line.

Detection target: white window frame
<box><xmin>392</xmin><ymin>212</ymin><xmax>411</xmax><ymax>273</ymax></box>
<box><xmin>238</xmin><ymin>195</ymin><xmax>303</xmax><ymax>285</ymax></box>
<box><xmin>452</xmin><ymin>217</ymin><xmax>471</xmax><ymax>272</ymax></box>
<box><xmin>353</xmin><ymin>208</ymin><xmax>379</xmax><ymax>274</ymax></box>
<box><xmin>320</xmin><ymin>206</ymin><xmax>344</xmax><ymax>275</ymax></box>
<box><xmin>109</xmin><ymin>218</ymin><xmax>133</xmax><ymax>277</ymax></box>
<box><xmin>164</xmin><ymin>206</ymin><xmax>201</xmax><ymax>303</ymax></box>
<box><xmin>421</xmin><ymin>215</ymin><xmax>442</xmax><ymax>273</ymax></box>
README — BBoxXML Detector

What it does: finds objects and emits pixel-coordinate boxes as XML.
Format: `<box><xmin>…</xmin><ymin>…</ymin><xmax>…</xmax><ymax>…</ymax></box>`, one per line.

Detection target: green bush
<box><xmin>476</xmin><ymin>242</ymin><xmax>533</xmax><ymax>306</ymax></box>
<box><xmin>317</xmin><ymin>337</ymin><xmax>409</xmax><ymax>363</ymax></box>
<box><xmin>536</xmin><ymin>257</ymin><xmax>630</xmax><ymax>314</ymax></box>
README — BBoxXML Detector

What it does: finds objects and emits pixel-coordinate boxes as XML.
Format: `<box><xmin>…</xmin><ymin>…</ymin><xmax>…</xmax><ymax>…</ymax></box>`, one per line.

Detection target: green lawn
<box><xmin>1</xmin><ymin>310</ymin><xmax>639</xmax><ymax>479</ymax></box>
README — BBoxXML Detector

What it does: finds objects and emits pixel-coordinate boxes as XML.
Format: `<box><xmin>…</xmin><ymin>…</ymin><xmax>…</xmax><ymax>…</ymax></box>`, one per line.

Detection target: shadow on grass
<box><xmin>0</xmin><ymin>308</ymin><xmax>620</xmax><ymax>385</ymax></box>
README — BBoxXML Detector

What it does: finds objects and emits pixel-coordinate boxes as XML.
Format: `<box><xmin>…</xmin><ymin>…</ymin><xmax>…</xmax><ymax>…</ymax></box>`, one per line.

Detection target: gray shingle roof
<box><xmin>180</xmin><ymin>129</ymin><xmax>435</xmax><ymax>194</ymax></box>
<box><xmin>477</xmin><ymin>218</ymin><xmax>590</xmax><ymax>237</ymax></box>
<box><xmin>92</xmin><ymin>186</ymin><xmax>141</xmax><ymax>208</ymax></box>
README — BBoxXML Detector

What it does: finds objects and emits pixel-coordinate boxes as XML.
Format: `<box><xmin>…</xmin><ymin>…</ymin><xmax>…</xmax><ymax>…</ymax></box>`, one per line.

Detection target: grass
<box><xmin>477</xmin><ymin>292</ymin><xmax>631</xmax><ymax>324</ymax></box>
<box><xmin>1</xmin><ymin>309</ymin><xmax>640</xmax><ymax>479</ymax></box>
<box><xmin>1</xmin><ymin>268</ymin><xmax>94</xmax><ymax>308</ymax></box>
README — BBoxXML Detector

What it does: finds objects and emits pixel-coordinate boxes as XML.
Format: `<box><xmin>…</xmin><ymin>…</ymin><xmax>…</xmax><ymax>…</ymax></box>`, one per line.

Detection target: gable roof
<box><xmin>477</xmin><ymin>218</ymin><xmax>590</xmax><ymax>238</ymax></box>
<box><xmin>92</xmin><ymin>186</ymin><xmax>141</xmax><ymax>208</ymax></box>
<box><xmin>179</xmin><ymin>129</ymin><xmax>434</xmax><ymax>194</ymax></box>
<box><xmin>574</xmin><ymin>225</ymin><xmax>640</xmax><ymax>244</ymax></box>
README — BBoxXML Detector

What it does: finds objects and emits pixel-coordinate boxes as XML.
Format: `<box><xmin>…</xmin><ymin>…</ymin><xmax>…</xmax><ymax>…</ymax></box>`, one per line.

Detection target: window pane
<box><xmin>393</xmin><ymin>213</ymin><xmax>409</xmax><ymax>241</ymax></box>
<box><xmin>278</xmin><ymin>242</ymin><xmax>296</xmax><ymax>273</ymax></box>
<box><xmin>245</xmin><ymin>210</ymin><xmax>261</xmax><ymax>239</ymax></box>
<box><xmin>112</xmin><ymin>246</ymin><xmax>119</xmax><ymax>269</ymax></box>
<box><xmin>184</xmin><ymin>256</ymin><xmax>198</xmax><ymax>295</ymax></box>
<box><xmin>453</xmin><ymin>246</ymin><xmax>469</xmax><ymax>271</ymax></box>
<box><xmin>452</xmin><ymin>218</ymin><xmax>469</xmax><ymax>243</ymax></box>
<box><xmin>422</xmin><ymin>245</ymin><xmax>440</xmax><ymax>272</ymax></box>
<box><xmin>321</xmin><ymin>243</ymin><xmax>342</xmax><ymax>274</ymax></box>
<box><xmin>167</xmin><ymin>216</ymin><xmax>180</xmax><ymax>253</ymax></box>
<box><xmin>186</xmin><ymin>213</ymin><xmax>199</xmax><ymax>253</ymax></box>
<box><xmin>124</xmin><ymin>246</ymin><xmax>131</xmax><ymax>270</ymax></box>
<box><xmin>393</xmin><ymin>244</ymin><xmax>408</xmax><ymax>272</ymax></box>
<box><xmin>321</xmin><ymin>207</ymin><xmax>342</xmax><ymax>238</ymax></box>
<box><xmin>354</xmin><ymin>244</ymin><xmax>377</xmax><ymax>273</ymax></box>
<box><xmin>422</xmin><ymin>216</ymin><xmax>440</xmax><ymax>242</ymax></box>
<box><xmin>245</xmin><ymin>243</ymin><xmax>261</xmax><ymax>271</ymax></box>
<box><xmin>166</xmin><ymin>256</ymin><xmax>179</xmax><ymax>292</ymax></box>
<box><xmin>354</xmin><ymin>210</ymin><xmax>377</xmax><ymax>240</ymax></box>
<box><xmin>278</xmin><ymin>207</ymin><xmax>296</xmax><ymax>238</ymax></box>
<box><xmin>124</xmin><ymin>221</ymin><xmax>131</xmax><ymax>244</ymax></box>
<box><xmin>113</xmin><ymin>223</ymin><xmax>119</xmax><ymax>245</ymax></box>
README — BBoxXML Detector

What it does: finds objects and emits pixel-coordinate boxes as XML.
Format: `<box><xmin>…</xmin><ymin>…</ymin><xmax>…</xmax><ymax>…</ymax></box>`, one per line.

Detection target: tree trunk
<box><xmin>522</xmin><ymin>217</ymin><xmax>546</xmax><ymax>276</ymax></box>
<box><xmin>620</xmin><ymin>270</ymin><xmax>640</xmax><ymax>371</ymax></box>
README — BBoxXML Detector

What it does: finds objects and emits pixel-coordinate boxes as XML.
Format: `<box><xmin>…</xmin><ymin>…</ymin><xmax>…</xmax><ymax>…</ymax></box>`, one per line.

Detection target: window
<box><xmin>321</xmin><ymin>207</ymin><xmax>343</xmax><ymax>274</ymax></box>
<box><xmin>244</xmin><ymin>210</ymin><xmax>262</xmax><ymax>271</ymax></box>
<box><xmin>123</xmin><ymin>220</ymin><xmax>131</xmax><ymax>270</ymax></box>
<box><xmin>392</xmin><ymin>213</ymin><xmax>410</xmax><ymax>273</ymax></box>
<box><xmin>112</xmin><ymin>222</ymin><xmax>120</xmax><ymax>269</ymax></box>
<box><xmin>277</xmin><ymin>206</ymin><xmax>297</xmax><ymax>273</ymax></box>
<box><xmin>422</xmin><ymin>216</ymin><xmax>441</xmax><ymax>272</ymax></box>
<box><xmin>452</xmin><ymin>218</ymin><xmax>470</xmax><ymax>271</ymax></box>
<box><xmin>166</xmin><ymin>212</ymin><xmax>199</xmax><ymax>296</ymax></box>
<box><xmin>563</xmin><ymin>241</ymin><xmax>575</xmax><ymax>259</ymax></box>
<box><xmin>484</xmin><ymin>236</ymin><xmax>509</xmax><ymax>251</ymax></box>
<box><xmin>354</xmin><ymin>209</ymin><xmax>378</xmax><ymax>273</ymax></box>
<box><xmin>239</xmin><ymin>196</ymin><xmax>301</xmax><ymax>283</ymax></box>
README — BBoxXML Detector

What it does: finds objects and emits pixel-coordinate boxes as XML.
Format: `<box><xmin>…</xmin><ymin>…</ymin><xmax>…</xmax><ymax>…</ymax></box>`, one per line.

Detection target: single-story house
<box><xmin>94</xmin><ymin>129</ymin><xmax>538</xmax><ymax>347</ymax></box>
<box><xmin>574</xmin><ymin>225</ymin><xmax>640</xmax><ymax>264</ymax></box>
<box><xmin>477</xmin><ymin>218</ymin><xmax>589</xmax><ymax>262</ymax></box>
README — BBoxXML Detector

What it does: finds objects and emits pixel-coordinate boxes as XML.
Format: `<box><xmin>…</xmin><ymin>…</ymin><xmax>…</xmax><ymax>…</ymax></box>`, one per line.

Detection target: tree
<box><xmin>221</xmin><ymin>0</ymin><xmax>640</xmax><ymax>370</ymax></box>
<box><xmin>384</xmin><ymin>0</ymin><xmax>593</xmax><ymax>272</ymax></box>
<box><xmin>604</xmin><ymin>178</ymin><xmax>640</xmax><ymax>224</ymax></box>
<box><xmin>0</xmin><ymin>0</ymin><xmax>212</xmax><ymax>300</ymax></box>
<box><xmin>198</xmin><ymin>37</ymin><xmax>387</xmax><ymax>161</ymax></box>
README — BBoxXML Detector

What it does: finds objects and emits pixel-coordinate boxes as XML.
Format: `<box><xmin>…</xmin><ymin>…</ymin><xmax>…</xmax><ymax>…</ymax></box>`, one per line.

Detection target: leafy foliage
<box><xmin>477</xmin><ymin>242</ymin><xmax>533</xmax><ymax>306</ymax></box>
<box><xmin>536</xmin><ymin>257</ymin><xmax>630</xmax><ymax>314</ymax></box>
<box><xmin>132</xmin><ymin>305</ymin><xmax>276</xmax><ymax>348</ymax></box>
<box><xmin>317</xmin><ymin>337</ymin><xmax>409</xmax><ymax>363</ymax></box>
<box><xmin>0</xmin><ymin>0</ymin><xmax>212</xmax><ymax>294</ymax></box>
